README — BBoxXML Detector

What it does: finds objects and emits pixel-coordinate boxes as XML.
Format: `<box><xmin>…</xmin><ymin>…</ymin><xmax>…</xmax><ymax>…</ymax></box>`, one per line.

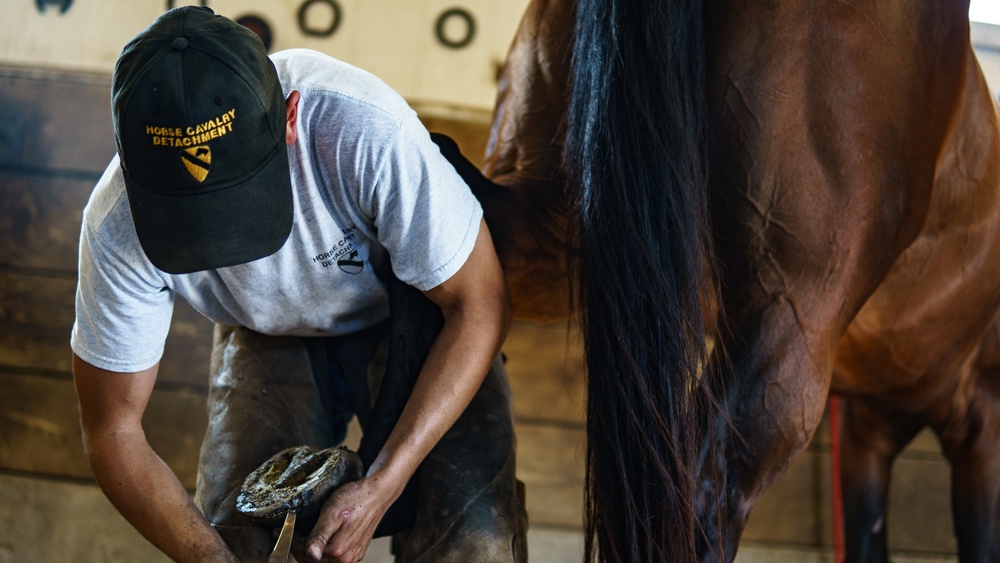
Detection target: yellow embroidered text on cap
<box><xmin>145</xmin><ymin>108</ymin><xmax>236</xmax><ymax>148</ymax></box>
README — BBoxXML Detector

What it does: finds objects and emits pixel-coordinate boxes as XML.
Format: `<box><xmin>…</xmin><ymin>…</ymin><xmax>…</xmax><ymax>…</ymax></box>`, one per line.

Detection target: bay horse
<box><xmin>443</xmin><ymin>0</ymin><xmax>1000</xmax><ymax>560</ymax></box>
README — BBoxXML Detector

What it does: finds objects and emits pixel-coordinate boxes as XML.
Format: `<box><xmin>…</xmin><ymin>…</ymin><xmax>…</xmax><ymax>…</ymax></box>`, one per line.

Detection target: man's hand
<box><xmin>300</xmin><ymin>474</ymin><xmax>400</xmax><ymax>562</ymax></box>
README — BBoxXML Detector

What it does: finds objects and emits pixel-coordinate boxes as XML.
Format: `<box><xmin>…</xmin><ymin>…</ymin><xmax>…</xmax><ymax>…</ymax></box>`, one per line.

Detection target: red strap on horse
<box><xmin>829</xmin><ymin>395</ymin><xmax>845</xmax><ymax>563</ymax></box>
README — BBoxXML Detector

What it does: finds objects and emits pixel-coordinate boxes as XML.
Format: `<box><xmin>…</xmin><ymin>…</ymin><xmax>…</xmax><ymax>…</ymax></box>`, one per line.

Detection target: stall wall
<box><xmin>973</xmin><ymin>22</ymin><xmax>1000</xmax><ymax>96</ymax></box>
<box><xmin>0</xmin><ymin>0</ymin><xmax>529</xmax><ymax>114</ymax></box>
<box><xmin>3</xmin><ymin>5</ymin><xmax>997</xmax><ymax>563</ymax></box>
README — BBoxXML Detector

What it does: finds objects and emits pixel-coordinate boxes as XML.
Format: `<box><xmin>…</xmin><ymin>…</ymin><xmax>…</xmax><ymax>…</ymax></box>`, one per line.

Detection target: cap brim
<box><xmin>125</xmin><ymin>145</ymin><xmax>293</xmax><ymax>275</ymax></box>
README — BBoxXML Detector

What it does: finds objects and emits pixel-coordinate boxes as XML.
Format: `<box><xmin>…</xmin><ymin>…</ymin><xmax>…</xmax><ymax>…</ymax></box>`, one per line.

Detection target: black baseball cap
<box><xmin>112</xmin><ymin>6</ymin><xmax>292</xmax><ymax>274</ymax></box>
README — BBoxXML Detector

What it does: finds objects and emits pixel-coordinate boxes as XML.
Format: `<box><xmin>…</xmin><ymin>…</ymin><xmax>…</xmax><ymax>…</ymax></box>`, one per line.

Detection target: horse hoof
<box><xmin>236</xmin><ymin>445</ymin><xmax>364</xmax><ymax>528</ymax></box>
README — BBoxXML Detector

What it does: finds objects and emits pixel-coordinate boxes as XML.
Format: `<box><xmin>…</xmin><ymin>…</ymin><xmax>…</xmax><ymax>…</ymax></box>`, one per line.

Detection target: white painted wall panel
<box><xmin>973</xmin><ymin>23</ymin><xmax>1000</xmax><ymax>98</ymax></box>
<box><xmin>979</xmin><ymin>50</ymin><xmax>1000</xmax><ymax>96</ymax></box>
<box><xmin>0</xmin><ymin>0</ymin><xmax>527</xmax><ymax>113</ymax></box>
<box><xmin>0</xmin><ymin>2</ymin><xmax>162</xmax><ymax>73</ymax></box>
<box><xmin>412</xmin><ymin>0</ymin><xmax>490</xmax><ymax>108</ymax></box>
<box><xmin>352</xmin><ymin>0</ymin><xmax>422</xmax><ymax>97</ymax></box>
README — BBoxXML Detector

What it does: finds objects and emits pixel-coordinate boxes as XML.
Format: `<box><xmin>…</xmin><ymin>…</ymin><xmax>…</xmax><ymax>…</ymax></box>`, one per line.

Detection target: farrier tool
<box><xmin>267</xmin><ymin>510</ymin><xmax>296</xmax><ymax>563</ymax></box>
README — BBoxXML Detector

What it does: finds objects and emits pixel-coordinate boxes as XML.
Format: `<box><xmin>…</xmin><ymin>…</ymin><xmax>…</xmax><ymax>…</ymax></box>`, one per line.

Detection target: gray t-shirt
<box><xmin>71</xmin><ymin>48</ymin><xmax>483</xmax><ymax>373</ymax></box>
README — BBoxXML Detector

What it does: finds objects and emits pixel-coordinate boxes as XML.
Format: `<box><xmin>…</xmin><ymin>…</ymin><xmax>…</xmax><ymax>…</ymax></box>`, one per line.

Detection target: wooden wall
<box><xmin>0</xmin><ymin>66</ymin><xmax>215</xmax><ymax>487</ymax></box>
<box><xmin>0</xmin><ymin>64</ymin><xmax>963</xmax><ymax>562</ymax></box>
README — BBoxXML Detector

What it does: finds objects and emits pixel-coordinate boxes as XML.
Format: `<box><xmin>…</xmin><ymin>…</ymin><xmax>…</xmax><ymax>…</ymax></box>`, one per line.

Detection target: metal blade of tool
<box><xmin>267</xmin><ymin>511</ymin><xmax>297</xmax><ymax>563</ymax></box>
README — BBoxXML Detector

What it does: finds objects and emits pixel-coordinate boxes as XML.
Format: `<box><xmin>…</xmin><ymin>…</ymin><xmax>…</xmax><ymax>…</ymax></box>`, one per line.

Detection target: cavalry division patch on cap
<box><xmin>181</xmin><ymin>146</ymin><xmax>212</xmax><ymax>182</ymax></box>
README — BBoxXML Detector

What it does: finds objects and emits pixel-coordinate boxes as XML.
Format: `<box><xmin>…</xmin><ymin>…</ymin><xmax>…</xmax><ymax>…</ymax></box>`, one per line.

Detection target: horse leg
<box><xmin>693</xmin><ymin>303</ymin><xmax>837</xmax><ymax>561</ymax></box>
<box><xmin>935</xmin><ymin>365</ymin><xmax>1000</xmax><ymax>562</ymax></box>
<box><xmin>838</xmin><ymin>398</ymin><xmax>924</xmax><ymax>563</ymax></box>
<box><xmin>705</xmin><ymin>323</ymin><xmax>923</xmax><ymax>563</ymax></box>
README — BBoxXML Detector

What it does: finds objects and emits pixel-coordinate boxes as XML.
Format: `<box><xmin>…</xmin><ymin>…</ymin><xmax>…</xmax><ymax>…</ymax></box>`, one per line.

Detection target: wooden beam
<box><xmin>0</xmin><ymin>271</ymin><xmax>214</xmax><ymax>388</ymax></box>
<box><xmin>0</xmin><ymin>70</ymin><xmax>115</xmax><ymax>174</ymax></box>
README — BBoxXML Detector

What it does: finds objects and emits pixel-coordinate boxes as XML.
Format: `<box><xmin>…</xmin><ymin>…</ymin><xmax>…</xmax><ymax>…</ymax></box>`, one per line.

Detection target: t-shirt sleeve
<box><xmin>71</xmin><ymin>172</ymin><xmax>175</xmax><ymax>373</ymax></box>
<box><xmin>368</xmin><ymin>113</ymin><xmax>483</xmax><ymax>291</ymax></box>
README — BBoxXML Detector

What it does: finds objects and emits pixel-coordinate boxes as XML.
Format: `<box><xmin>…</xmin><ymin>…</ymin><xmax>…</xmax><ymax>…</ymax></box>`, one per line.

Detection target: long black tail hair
<box><xmin>564</xmin><ymin>0</ymin><xmax>720</xmax><ymax>560</ymax></box>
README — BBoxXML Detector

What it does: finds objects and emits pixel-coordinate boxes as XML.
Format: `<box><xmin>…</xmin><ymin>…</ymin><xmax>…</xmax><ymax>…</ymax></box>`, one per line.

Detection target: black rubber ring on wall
<box><xmin>298</xmin><ymin>0</ymin><xmax>342</xmax><ymax>38</ymax></box>
<box><xmin>434</xmin><ymin>8</ymin><xmax>476</xmax><ymax>49</ymax></box>
<box><xmin>36</xmin><ymin>0</ymin><xmax>74</xmax><ymax>13</ymax></box>
<box><xmin>166</xmin><ymin>0</ymin><xmax>208</xmax><ymax>9</ymax></box>
<box><xmin>235</xmin><ymin>14</ymin><xmax>274</xmax><ymax>51</ymax></box>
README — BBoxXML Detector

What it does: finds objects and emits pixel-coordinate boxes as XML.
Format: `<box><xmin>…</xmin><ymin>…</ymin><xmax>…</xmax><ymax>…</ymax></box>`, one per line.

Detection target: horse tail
<box><xmin>564</xmin><ymin>0</ymin><xmax>717</xmax><ymax>560</ymax></box>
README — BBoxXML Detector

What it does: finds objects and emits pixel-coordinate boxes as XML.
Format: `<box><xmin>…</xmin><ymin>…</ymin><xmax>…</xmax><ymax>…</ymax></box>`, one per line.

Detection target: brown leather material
<box><xmin>393</xmin><ymin>357</ymin><xmax>528</xmax><ymax>563</ymax></box>
<box><xmin>193</xmin><ymin>325</ymin><xmax>527</xmax><ymax>562</ymax></box>
<box><xmin>194</xmin><ymin>324</ymin><xmax>338</xmax><ymax>560</ymax></box>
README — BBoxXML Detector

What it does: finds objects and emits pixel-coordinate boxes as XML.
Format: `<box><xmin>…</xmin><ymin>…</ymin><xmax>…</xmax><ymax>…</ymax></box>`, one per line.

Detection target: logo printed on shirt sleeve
<box><xmin>311</xmin><ymin>226</ymin><xmax>364</xmax><ymax>274</ymax></box>
<box><xmin>337</xmin><ymin>249</ymin><xmax>364</xmax><ymax>274</ymax></box>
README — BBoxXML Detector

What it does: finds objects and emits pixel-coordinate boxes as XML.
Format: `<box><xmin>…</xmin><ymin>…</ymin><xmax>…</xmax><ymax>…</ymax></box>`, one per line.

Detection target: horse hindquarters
<box><xmin>831</xmin><ymin>47</ymin><xmax>1000</xmax><ymax>563</ymax></box>
<box><xmin>701</xmin><ymin>0</ymin><xmax>977</xmax><ymax>558</ymax></box>
<box><xmin>478</xmin><ymin>0</ymin><xmax>576</xmax><ymax>323</ymax></box>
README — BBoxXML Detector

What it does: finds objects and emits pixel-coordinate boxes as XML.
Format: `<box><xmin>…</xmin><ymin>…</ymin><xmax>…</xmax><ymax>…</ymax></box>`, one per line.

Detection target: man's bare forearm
<box><xmin>84</xmin><ymin>429</ymin><xmax>237</xmax><ymax>563</ymax></box>
<box><xmin>368</xmin><ymin>303</ymin><xmax>507</xmax><ymax>492</ymax></box>
<box><xmin>74</xmin><ymin>355</ymin><xmax>237</xmax><ymax>562</ymax></box>
<box><xmin>369</xmin><ymin>220</ymin><xmax>511</xmax><ymax>495</ymax></box>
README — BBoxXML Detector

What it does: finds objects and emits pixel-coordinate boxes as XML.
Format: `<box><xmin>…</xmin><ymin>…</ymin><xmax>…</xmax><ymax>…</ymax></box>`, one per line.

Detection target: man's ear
<box><xmin>285</xmin><ymin>90</ymin><xmax>301</xmax><ymax>145</ymax></box>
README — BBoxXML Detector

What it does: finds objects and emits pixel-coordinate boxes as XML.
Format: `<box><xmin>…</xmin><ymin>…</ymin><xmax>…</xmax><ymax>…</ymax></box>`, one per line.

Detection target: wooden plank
<box><xmin>0</xmin><ymin>473</ymin><xmax>172</xmax><ymax>563</ymax></box>
<box><xmin>0</xmin><ymin>171</ymin><xmax>92</xmax><ymax>272</ymax></box>
<box><xmin>0</xmin><ymin>271</ymin><xmax>214</xmax><ymax>388</ymax></box>
<box><xmin>504</xmin><ymin>320</ymin><xmax>586</xmax><ymax>425</ymax></box>
<box><xmin>0</xmin><ymin>68</ymin><xmax>489</xmax><ymax>176</ymax></box>
<box><xmin>744</xmin><ymin>450</ymin><xmax>833</xmax><ymax>547</ymax></box>
<box><xmin>0</xmin><ymin>70</ymin><xmax>116</xmax><ymax>174</ymax></box>
<box><xmin>0</xmin><ymin>372</ymin><xmax>207</xmax><ymax>489</ymax></box>
<box><xmin>744</xmin><ymin>448</ymin><xmax>956</xmax><ymax>555</ymax></box>
<box><xmin>525</xmin><ymin>527</ymin><xmax>585</xmax><ymax>563</ymax></box>
<box><xmin>418</xmin><ymin>114</ymin><xmax>491</xmax><ymax>169</ymax></box>
<box><xmin>515</xmin><ymin>422</ymin><xmax>587</xmax><ymax>528</ymax></box>
<box><xmin>0</xmin><ymin>273</ymin><xmax>76</xmax><ymax>373</ymax></box>
<box><xmin>0</xmin><ymin>370</ymin><xmax>588</xmax><ymax>529</ymax></box>
<box><xmin>0</xmin><ymin>373</ymin><xmax>91</xmax><ymax>479</ymax></box>
<box><xmin>886</xmin><ymin>455</ymin><xmax>956</xmax><ymax>554</ymax></box>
